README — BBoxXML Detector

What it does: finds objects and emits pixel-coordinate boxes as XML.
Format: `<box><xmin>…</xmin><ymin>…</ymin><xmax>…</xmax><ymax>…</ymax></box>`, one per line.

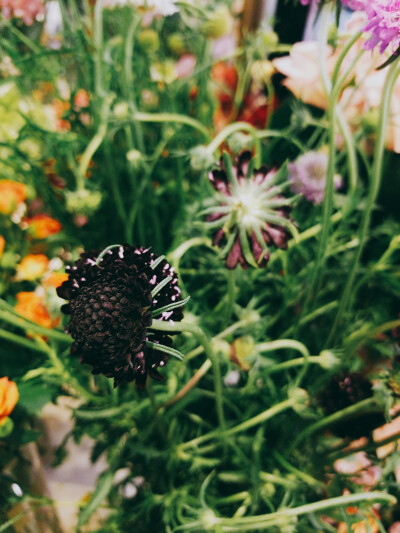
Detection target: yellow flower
<box><xmin>0</xmin><ymin>377</ymin><xmax>19</xmax><ymax>426</ymax></box>
<box><xmin>15</xmin><ymin>254</ymin><xmax>49</xmax><ymax>281</ymax></box>
<box><xmin>0</xmin><ymin>180</ymin><xmax>27</xmax><ymax>215</ymax></box>
<box><xmin>0</xmin><ymin>235</ymin><xmax>5</xmax><ymax>259</ymax></box>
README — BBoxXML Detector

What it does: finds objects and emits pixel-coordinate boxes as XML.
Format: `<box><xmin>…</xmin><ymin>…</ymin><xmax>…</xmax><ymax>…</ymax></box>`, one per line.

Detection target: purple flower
<box><xmin>288</xmin><ymin>150</ymin><xmax>342</xmax><ymax>205</ymax></box>
<box><xmin>301</xmin><ymin>0</ymin><xmax>400</xmax><ymax>54</ymax></box>
<box><xmin>362</xmin><ymin>1</ymin><xmax>400</xmax><ymax>54</ymax></box>
<box><xmin>204</xmin><ymin>152</ymin><xmax>298</xmax><ymax>269</ymax></box>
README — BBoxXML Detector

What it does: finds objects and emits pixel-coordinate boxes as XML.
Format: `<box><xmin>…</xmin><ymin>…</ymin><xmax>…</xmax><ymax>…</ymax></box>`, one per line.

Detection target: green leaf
<box><xmin>17</xmin><ymin>381</ymin><xmax>55</xmax><ymax>415</ymax></box>
<box><xmin>77</xmin><ymin>470</ymin><xmax>114</xmax><ymax>529</ymax></box>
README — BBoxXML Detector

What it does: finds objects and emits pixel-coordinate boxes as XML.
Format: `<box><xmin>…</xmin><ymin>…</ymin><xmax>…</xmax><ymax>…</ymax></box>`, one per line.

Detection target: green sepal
<box><xmin>145</xmin><ymin>340</ymin><xmax>184</xmax><ymax>361</ymax></box>
<box><xmin>151</xmin><ymin>276</ymin><xmax>172</xmax><ymax>297</ymax></box>
<box><xmin>152</xmin><ymin>295</ymin><xmax>190</xmax><ymax>317</ymax></box>
<box><xmin>150</xmin><ymin>255</ymin><xmax>166</xmax><ymax>270</ymax></box>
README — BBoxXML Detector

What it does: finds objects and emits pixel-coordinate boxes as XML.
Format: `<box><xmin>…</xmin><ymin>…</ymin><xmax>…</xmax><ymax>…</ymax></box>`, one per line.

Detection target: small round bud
<box><xmin>138</xmin><ymin>29</ymin><xmax>160</xmax><ymax>54</ymax></box>
<box><xmin>113</xmin><ymin>101</ymin><xmax>130</xmax><ymax>120</ymax></box>
<box><xmin>167</xmin><ymin>33</ymin><xmax>186</xmax><ymax>55</ymax></box>
<box><xmin>202</xmin><ymin>6</ymin><xmax>232</xmax><ymax>39</ymax></box>
<box><xmin>262</xmin><ymin>31</ymin><xmax>279</xmax><ymax>49</ymax></box>
<box><xmin>318</xmin><ymin>350</ymin><xmax>340</xmax><ymax>370</ymax></box>
<box><xmin>190</xmin><ymin>145</ymin><xmax>215</xmax><ymax>171</ymax></box>
<box><xmin>126</xmin><ymin>149</ymin><xmax>142</xmax><ymax>168</ymax></box>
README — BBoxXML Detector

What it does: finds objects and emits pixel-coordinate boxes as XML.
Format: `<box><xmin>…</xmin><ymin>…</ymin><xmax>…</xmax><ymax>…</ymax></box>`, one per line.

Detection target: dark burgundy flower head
<box><xmin>205</xmin><ymin>152</ymin><xmax>298</xmax><ymax>269</ymax></box>
<box><xmin>317</xmin><ymin>372</ymin><xmax>384</xmax><ymax>439</ymax></box>
<box><xmin>57</xmin><ymin>245</ymin><xmax>184</xmax><ymax>387</ymax></box>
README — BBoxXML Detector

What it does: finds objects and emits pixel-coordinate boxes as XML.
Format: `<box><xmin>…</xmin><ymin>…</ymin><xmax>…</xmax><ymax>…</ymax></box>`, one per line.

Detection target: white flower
<box><xmin>103</xmin><ymin>0</ymin><xmax>179</xmax><ymax>16</ymax></box>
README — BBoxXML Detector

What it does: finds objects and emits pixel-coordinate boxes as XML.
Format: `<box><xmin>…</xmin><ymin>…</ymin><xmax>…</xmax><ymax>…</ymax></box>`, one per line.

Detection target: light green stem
<box><xmin>207</xmin><ymin>121</ymin><xmax>257</xmax><ymax>155</ymax></box>
<box><xmin>149</xmin><ymin>319</ymin><xmax>226</xmax><ymax>431</ymax></box>
<box><xmin>180</xmin><ymin>397</ymin><xmax>294</xmax><ymax>450</ymax></box>
<box><xmin>289</xmin><ymin>397</ymin><xmax>379</xmax><ymax>452</ymax></box>
<box><xmin>131</xmin><ymin>112</ymin><xmax>210</xmax><ymax>140</ymax></box>
<box><xmin>0</xmin><ymin>308</ymin><xmax>72</xmax><ymax>343</ymax></box>
<box><xmin>328</xmin><ymin>61</ymin><xmax>400</xmax><ymax>343</ymax></box>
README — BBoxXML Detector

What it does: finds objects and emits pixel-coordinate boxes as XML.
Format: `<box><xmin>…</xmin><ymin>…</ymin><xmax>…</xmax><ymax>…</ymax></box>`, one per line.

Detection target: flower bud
<box><xmin>138</xmin><ymin>29</ymin><xmax>160</xmax><ymax>54</ymax></box>
<box><xmin>318</xmin><ymin>350</ymin><xmax>340</xmax><ymax>370</ymax></box>
<box><xmin>65</xmin><ymin>189</ymin><xmax>102</xmax><ymax>216</ymax></box>
<box><xmin>126</xmin><ymin>149</ymin><xmax>143</xmax><ymax>169</ymax></box>
<box><xmin>190</xmin><ymin>146</ymin><xmax>215</xmax><ymax>171</ymax></box>
<box><xmin>167</xmin><ymin>33</ymin><xmax>186</xmax><ymax>55</ymax></box>
<box><xmin>113</xmin><ymin>101</ymin><xmax>130</xmax><ymax>120</ymax></box>
<box><xmin>202</xmin><ymin>6</ymin><xmax>232</xmax><ymax>39</ymax></box>
<box><xmin>251</xmin><ymin>60</ymin><xmax>275</xmax><ymax>87</ymax></box>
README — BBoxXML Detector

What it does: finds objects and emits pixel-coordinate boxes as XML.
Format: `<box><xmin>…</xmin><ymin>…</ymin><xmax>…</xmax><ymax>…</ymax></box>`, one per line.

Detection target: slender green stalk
<box><xmin>0</xmin><ymin>328</ymin><xmax>50</xmax><ymax>354</ymax></box>
<box><xmin>257</xmin><ymin>339</ymin><xmax>310</xmax><ymax>359</ymax></box>
<box><xmin>93</xmin><ymin>0</ymin><xmax>105</xmax><ymax>98</ymax></box>
<box><xmin>0</xmin><ymin>308</ymin><xmax>72</xmax><ymax>343</ymax></box>
<box><xmin>131</xmin><ymin>112</ymin><xmax>210</xmax><ymax>139</ymax></box>
<box><xmin>207</xmin><ymin>121</ymin><xmax>257</xmax><ymax>155</ymax></box>
<box><xmin>180</xmin><ymin>397</ymin><xmax>294</xmax><ymax>450</ymax></box>
<box><xmin>328</xmin><ymin>61</ymin><xmax>400</xmax><ymax>343</ymax></box>
<box><xmin>289</xmin><ymin>397</ymin><xmax>380</xmax><ymax>452</ymax></box>
<box><xmin>149</xmin><ymin>319</ymin><xmax>226</xmax><ymax>431</ymax></box>
<box><xmin>174</xmin><ymin>492</ymin><xmax>396</xmax><ymax>532</ymax></box>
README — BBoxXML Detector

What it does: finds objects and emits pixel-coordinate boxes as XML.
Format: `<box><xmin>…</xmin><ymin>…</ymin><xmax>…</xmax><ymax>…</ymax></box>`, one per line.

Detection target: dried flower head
<box><xmin>57</xmin><ymin>245</ymin><xmax>185</xmax><ymax>387</ymax></box>
<box><xmin>204</xmin><ymin>152</ymin><xmax>298</xmax><ymax>269</ymax></box>
<box><xmin>317</xmin><ymin>372</ymin><xmax>384</xmax><ymax>438</ymax></box>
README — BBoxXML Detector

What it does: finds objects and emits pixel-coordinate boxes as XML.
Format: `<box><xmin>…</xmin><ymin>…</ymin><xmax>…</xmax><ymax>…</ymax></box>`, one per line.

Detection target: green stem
<box><xmin>207</xmin><ymin>122</ymin><xmax>257</xmax><ymax>155</ymax></box>
<box><xmin>257</xmin><ymin>339</ymin><xmax>309</xmax><ymax>359</ymax></box>
<box><xmin>180</xmin><ymin>397</ymin><xmax>294</xmax><ymax>450</ymax></box>
<box><xmin>328</xmin><ymin>61</ymin><xmax>400</xmax><ymax>343</ymax></box>
<box><xmin>78</xmin><ymin>95</ymin><xmax>113</xmax><ymax>184</ymax></box>
<box><xmin>0</xmin><ymin>308</ymin><xmax>72</xmax><ymax>343</ymax></box>
<box><xmin>131</xmin><ymin>112</ymin><xmax>210</xmax><ymax>140</ymax></box>
<box><xmin>149</xmin><ymin>319</ymin><xmax>226</xmax><ymax>431</ymax></box>
<box><xmin>260</xmin><ymin>355</ymin><xmax>322</xmax><ymax>374</ymax></box>
<box><xmin>289</xmin><ymin>397</ymin><xmax>379</xmax><ymax>452</ymax></box>
<box><xmin>93</xmin><ymin>0</ymin><xmax>105</xmax><ymax>98</ymax></box>
<box><xmin>0</xmin><ymin>328</ymin><xmax>51</xmax><ymax>354</ymax></box>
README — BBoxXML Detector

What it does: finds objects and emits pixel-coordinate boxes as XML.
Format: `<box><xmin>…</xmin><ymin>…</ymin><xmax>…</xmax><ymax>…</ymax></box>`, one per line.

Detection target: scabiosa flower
<box><xmin>288</xmin><ymin>150</ymin><xmax>342</xmax><ymax>205</ymax></box>
<box><xmin>57</xmin><ymin>245</ymin><xmax>185</xmax><ymax>387</ymax></box>
<box><xmin>317</xmin><ymin>372</ymin><xmax>384</xmax><ymax>438</ymax></box>
<box><xmin>204</xmin><ymin>152</ymin><xmax>298</xmax><ymax>269</ymax></box>
<box><xmin>362</xmin><ymin>1</ymin><xmax>400</xmax><ymax>54</ymax></box>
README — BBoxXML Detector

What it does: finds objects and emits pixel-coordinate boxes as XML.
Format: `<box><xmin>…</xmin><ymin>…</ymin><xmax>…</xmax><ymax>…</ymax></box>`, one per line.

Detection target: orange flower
<box><xmin>0</xmin><ymin>377</ymin><xmax>19</xmax><ymax>425</ymax></box>
<box><xmin>42</xmin><ymin>272</ymin><xmax>69</xmax><ymax>289</ymax></box>
<box><xmin>15</xmin><ymin>254</ymin><xmax>49</xmax><ymax>281</ymax></box>
<box><xmin>14</xmin><ymin>291</ymin><xmax>58</xmax><ymax>329</ymax></box>
<box><xmin>25</xmin><ymin>214</ymin><xmax>62</xmax><ymax>239</ymax></box>
<box><xmin>0</xmin><ymin>180</ymin><xmax>27</xmax><ymax>215</ymax></box>
<box><xmin>0</xmin><ymin>236</ymin><xmax>5</xmax><ymax>259</ymax></box>
<box><xmin>52</xmin><ymin>98</ymin><xmax>71</xmax><ymax>131</ymax></box>
<box><xmin>73</xmin><ymin>89</ymin><xmax>90</xmax><ymax>109</ymax></box>
<box><xmin>337</xmin><ymin>507</ymin><xmax>380</xmax><ymax>533</ymax></box>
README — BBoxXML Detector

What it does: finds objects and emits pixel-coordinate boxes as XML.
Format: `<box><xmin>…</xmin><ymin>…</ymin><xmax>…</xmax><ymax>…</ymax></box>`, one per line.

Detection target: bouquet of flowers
<box><xmin>1</xmin><ymin>0</ymin><xmax>400</xmax><ymax>531</ymax></box>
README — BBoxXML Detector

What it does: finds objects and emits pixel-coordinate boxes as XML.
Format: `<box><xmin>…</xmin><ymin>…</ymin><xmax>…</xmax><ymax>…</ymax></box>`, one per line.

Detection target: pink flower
<box><xmin>175</xmin><ymin>54</ymin><xmax>196</xmax><ymax>79</ymax></box>
<box><xmin>273</xmin><ymin>41</ymin><xmax>339</xmax><ymax>109</ymax></box>
<box><xmin>0</xmin><ymin>0</ymin><xmax>45</xmax><ymax>25</ymax></box>
<box><xmin>362</xmin><ymin>0</ymin><xmax>400</xmax><ymax>53</ymax></box>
